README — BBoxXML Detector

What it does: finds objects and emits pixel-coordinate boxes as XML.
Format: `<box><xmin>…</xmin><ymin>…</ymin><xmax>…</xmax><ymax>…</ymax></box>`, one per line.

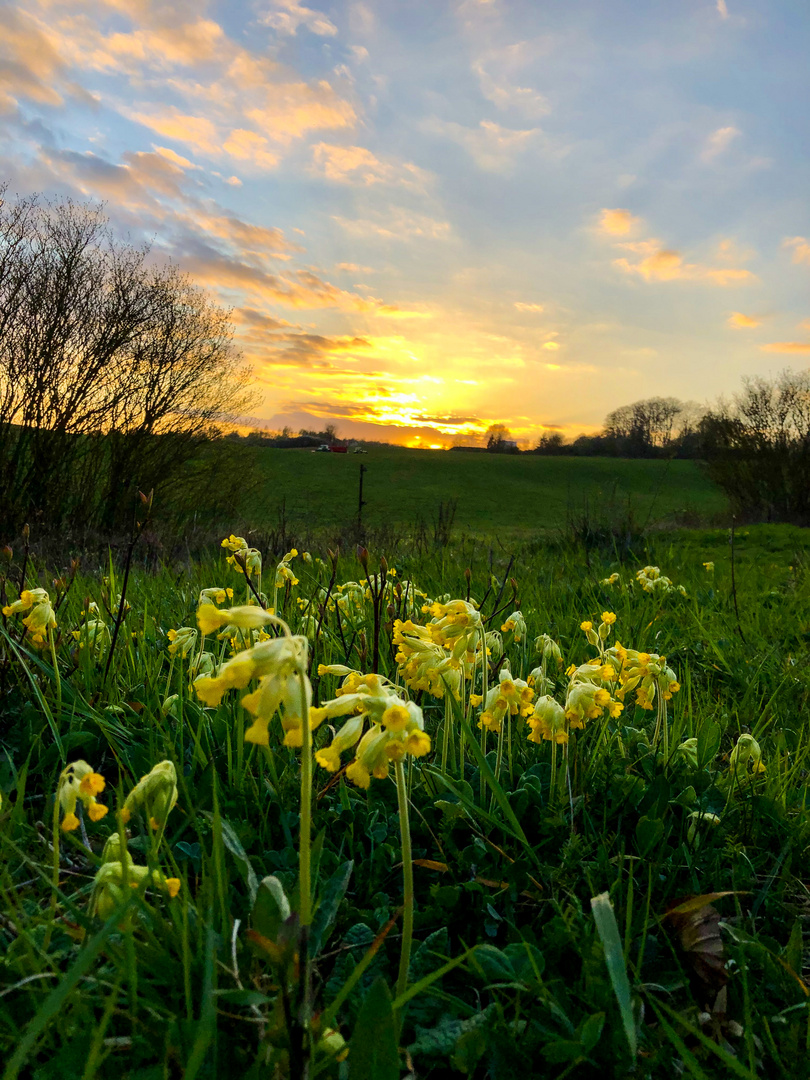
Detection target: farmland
<box><xmin>239</xmin><ymin>447</ymin><xmax>728</xmax><ymax>537</ymax></box>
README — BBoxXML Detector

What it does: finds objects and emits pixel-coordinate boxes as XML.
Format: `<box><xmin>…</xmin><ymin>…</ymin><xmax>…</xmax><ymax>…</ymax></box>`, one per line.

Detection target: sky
<box><xmin>1</xmin><ymin>0</ymin><xmax>809</xmax><ymax>447</ymax></box>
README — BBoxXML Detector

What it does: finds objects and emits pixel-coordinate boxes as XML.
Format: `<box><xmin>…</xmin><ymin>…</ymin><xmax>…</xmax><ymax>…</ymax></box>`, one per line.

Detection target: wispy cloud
<box><xmin>613</xmin><ymin>236</ymin><xmax>755</xmax><ymax>286</ymax></box>
<box><xmin>702</xmin><ymin>125</ymin><xmax>740</xmax><ymax>161</ymax></box>
<box><xmin>333</xmin><ymin>209</ymin><xmax>452</xmax><ymax>241</ymax></box>
<box><xmin>259</xmin><ymin>1</ymin><xmax>338</xmax><ymax>37</ymax></box>
<box><xmin>514</xmin><ymin>302</ymin><xmax>544</xmax><ymax>312</ymax></box>
<box><xmin>784</xmin><ymin>237</ymin><xmax>810</xmax><ymax>265</ymax></box>
<box><xmin>421</xmin><ymin>117</ymin><xmax>542</xmax><ymax>172</ymax></box>
<box><xmin>716</xmin><ymin>0</ymin><xmax>729</xmax><ymax>18</ymax></box>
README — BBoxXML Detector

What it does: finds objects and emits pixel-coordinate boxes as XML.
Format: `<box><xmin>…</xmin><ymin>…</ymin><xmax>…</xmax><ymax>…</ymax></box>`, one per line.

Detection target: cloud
<box><xmin>716</xmin><ymin>0</ymin><xmax>729</xmax><ymax>17</ymax></box>
<box><xmin>0</xmin><ymin>7</ymin><xmax>94</xmax><ymax>111</ymax></box>
<box><xmin>311</xmin><ymin>143</ymin><xmax>429</xmax><ymax>187</ymax></box>
<box><xmin>598</xmin><ymin>208</ymin><xmax>641</xmax><ymax>236</ymax></box>
<box><xmin>336</xmin><ymin>262</ymin><xmax>374</xmax><ymax>273</ymax></box>
<box><xmin>613</xmin><ymin>239</ymin><xmax>755</xmax><ymax>285</ymax></box>
<box><xmin>153</xmin><ymin>145</ymin><xmax>197</xmax><ymax>169</ymax></box>
<box><xmin>702</xmin><ymin>125</ymin><xmax>740</xmax><ymax>161</ymax></box>
<box><xmin>421</xmin><ymin>116</ymin><xmax>542</xmax><ymax>172</ymax></box>
<box><xmin>260</xmin><ymin>1</ymin><xmax>338</xmax><ymax>37</ymax></box>
<box><xmin>472</xmin><ymin>62</ymin><xmax>549</xmax><ymax>118</ymax></box>
<box><xmin>333</xmin><ymin>209</ymin><xmax>452</xmax><ymax>241</ymax></box>
<box><xmin>727</xmin><ymin>311</ymin><xmax>760</xmax><ymax>329</ymax></box>
<box><xmin>542</xmin><ymin>341</ymin><xmax>560</xmax><ymax>350</ymax></box>
<box><xmin>784</xmin><ymin>237</ymin><xmax>810</xmax><ymax>265</ymax></box>
<box><xmin>126</xmin><ymin>108</ymin><xmax>222</xmax><ymax>157</ymax></box>
<box><xmin>514</xmin><ymin>302</ymin><xmax>544</xmax><ymax>312</ymax></box>
<box><xmin>760</xmin><ymin>342</ymin><xmax>810</xmax><ymax>354</ymax></box>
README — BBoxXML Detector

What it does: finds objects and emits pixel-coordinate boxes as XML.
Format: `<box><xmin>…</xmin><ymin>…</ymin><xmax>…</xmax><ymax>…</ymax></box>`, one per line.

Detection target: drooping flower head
<box><xmin>120</xmin><ymin>760</ymin><xmax>178</xmax><ymax>832</ymax></box>
<box><xmin>56</xmin><ymin>760</ymin><xmax>108</xmax><ymax>832</ymax></box>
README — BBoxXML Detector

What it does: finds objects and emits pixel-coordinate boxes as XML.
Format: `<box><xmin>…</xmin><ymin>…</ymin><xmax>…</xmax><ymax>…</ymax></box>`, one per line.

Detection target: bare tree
<box><xmin>0</xmin><ymin>188</ymin><xmax>253</xmax><ymax>532</ymax></box>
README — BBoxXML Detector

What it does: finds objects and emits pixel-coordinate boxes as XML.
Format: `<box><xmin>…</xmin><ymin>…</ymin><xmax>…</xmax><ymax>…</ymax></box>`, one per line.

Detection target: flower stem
<box><xmin>394</xmin><ymin>758</ymin><xmax>414</xmax><ymax>1019</ymax></box>
<box><xmin>48</xmin><ymin>627</ymin><xmax>61</xmax><ymax>721</ymax></box>
<box><xmin>298</xmin><ymin>665</ymin><xmax>312</xmax><ymax>928</ymax></box>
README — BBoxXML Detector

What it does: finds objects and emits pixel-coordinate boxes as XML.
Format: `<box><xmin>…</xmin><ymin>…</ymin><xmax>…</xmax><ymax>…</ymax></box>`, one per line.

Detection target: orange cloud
<box><xmin>311</xmin><ymin>143</ymin><xmax>428</xmax><ymax>187</ymax></box>
<box><xmin>599</xmin><ymin>209</ymin><xmax>641</xmax><ymax>236</ymax></box>
<box><xmin>542</xmin><ymin>341</ymin><xmax>560</xmax><ymax>351</ymax></box>
<box><xmin>614</xmin><ymin>241</ymin><xmax>755</xmax><ymax>285</ymax></box>
<box><xmin>727</xmin><ymin>311</ymin><xmax>760</xmax><ymax>328</ymax></box>
<box><xmin>514</xmin><ymin>301</ymin><xmax>544</xmax><ymax>312</ymax></box>
<box><xmin>126</xmin><ymin>108</ymin><xmax>221</xmax><ymax>156</ymax></box>
<box><xmin>760</xmin><ymin>342</ymin><xmax>810</xmax><ymax>354</ymax></box>
<box><xmin>784</xmin><ymin>237</ymin><xmax>810</xmax><ymax>265</ymax></box>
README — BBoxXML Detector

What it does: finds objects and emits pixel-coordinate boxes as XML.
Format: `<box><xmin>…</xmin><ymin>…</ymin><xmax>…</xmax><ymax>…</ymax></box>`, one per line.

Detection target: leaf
<box><xmin>697</xmin><ymin>720</ymin><xmax>722</xmax><ymax>768</ymax></box>
<box><xmin>252</xmin><ymin>876</ymin><xmax>291</xmax><ymax>942</ymax></box>
<box><xmin>215</xmin><ymin>988</ymin><xmax>271</xmax><ymax>1007</ymax></box>
<box><xmin>635</xmin><ymin>815</ymin><xmax>664</xmax><ymax>857</ymax></box>
<box><xmin>310</xmin><ymin>859</ymin><xmax>353</xmax><ymax>958</ymax></box>
<box><xmin>202</xmin><ymin>810</ymin><xmax>259</xmax><ymax>906</ymax></box>
<box><xmin>665</xmin><ymin>899</ymin><xmax>728</xmax><ymax>999</ymax></box>
<box><xmin>347</xmin><ymin>977</ymin><xmax>400</xmax><ymax>1080</ymax></box>
<box><xmin>590</xmin><ymin>892</ymin><xmax>637</xmax><ymax>1059</ymax></box>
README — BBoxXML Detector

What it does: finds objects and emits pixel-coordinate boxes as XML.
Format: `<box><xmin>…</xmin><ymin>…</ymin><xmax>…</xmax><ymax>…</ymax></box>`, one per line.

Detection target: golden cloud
<box><xmin>760</xmin><ymin>342</ymin><xmax>810</xmax><ymax>354</ymax></box>
<box><xmin>727</xmin><ymin>311</ymin><xmax>760</xmax><ymax>329</ymax></box>
<box><xmin>614</xmin><ymin>242</ymin><xmax>755</xmax><ymax>285</ymax></box>
<box><xmin>311</xmin><ymin>143</ymin><xmax>429</xmax><ymax>187</ymax></box>
<box><xmin>598</xmin><ymin>208</ymin><xmax>641</xmax><ymax>236</ymax></box>
<box><xmin>514</xmin><ymin>301</ymin><xmax>544</xmax><ymax>312</ymax></box>
<box><xmin>784</xmin><ymin>237</ymin><xmax>810</xmax><ymax>265</ymax></box>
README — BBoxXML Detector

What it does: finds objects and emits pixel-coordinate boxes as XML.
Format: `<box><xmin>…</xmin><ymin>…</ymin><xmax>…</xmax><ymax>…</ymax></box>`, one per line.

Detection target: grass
<box><xmin>237</xmin><ymin>447</ymin><xmax>728</xmax><ymax>537</ymax></box>
<box><xmin>1</xmin><ymin>522</ymin><xmax>809</xmax><ymax>1078</ymax></box>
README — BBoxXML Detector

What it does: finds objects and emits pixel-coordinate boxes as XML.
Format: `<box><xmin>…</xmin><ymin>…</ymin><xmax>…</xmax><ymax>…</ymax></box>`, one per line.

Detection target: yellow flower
<box><xmin>56</xmin><ymin>761</ymin><xmax>108</xmax><ymax>831</ymax></box>
<box><xmin>580</xmin><ymin>621</ymin><xmax>593</xmax><ymax>632</ymax></box>
<box><xmin>601</xmin><ymin>612</ymin><xmax>616</xmax><ymax>625</ymax></box>
<box><xmin>121</xmin><ymin>761</ymin><xmax>178</xmax><ymax>833</ymax></box>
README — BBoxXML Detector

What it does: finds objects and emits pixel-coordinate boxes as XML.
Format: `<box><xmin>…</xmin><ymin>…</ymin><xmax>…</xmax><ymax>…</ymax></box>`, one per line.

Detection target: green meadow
<box><xmin>241</xmin><ymin>448</ymin><xmax>728</xmax><ymax>537</ymax></box>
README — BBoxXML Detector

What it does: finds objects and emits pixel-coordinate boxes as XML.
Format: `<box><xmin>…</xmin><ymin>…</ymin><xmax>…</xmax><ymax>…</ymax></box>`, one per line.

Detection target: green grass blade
<box><xmin>590</xmin><ymin>891</ymin><xmax>637</xmax><ymax>1059</ymax></box>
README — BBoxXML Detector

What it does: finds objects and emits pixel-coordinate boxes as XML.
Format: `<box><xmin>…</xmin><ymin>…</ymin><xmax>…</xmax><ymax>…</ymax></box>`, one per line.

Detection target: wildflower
<box><xmin>167</xmin><ymin>627</ymin><xmax>198</xmax><ymax>658</ymax></box>
<box><xmin>477</xmin><ymin>669</ymin><xmax>534</xmax><ymax>734</ymax></box>
<box><xmin>194</xmin><ymin>634</ymin><xmax>309</xmax><ymax>709</ymax></box>
<box><xmin>313</xmin><ymin>679</ymin><xmax>430</xmax><ymax>788</ymax></box>
<box><xmin>527</xmin><ymin>696</ymin><xmax>568</xmax><ymax>744</ymax></box>
<box><xmin>501</xmin><ymin>611</ymin><xmax>527</xmax><ymax>642</ymax></box>
<box><xmin>2</xmin><ymin>587</ymin><xmax>49</xmax><ymax>615</ymax></box>
<box><xmin>677</xmin><ymin>737</ymin><xmax>699</xmax><ymax>769</ymax></box>
<box><xmin>393</xmin><ymin>619</ymin><xmax>465</xmax><ymax>700</ymax></box>
<box><xmin>72</xmin><ymin>618</ymin><xmax>110</xmax><ymax>656</ymax></box>
<box><xmin>120</xmin><ymin>760</ymin><xmax>178</xmax><ymax>832</ymax></box>
<box><xmin>600</xmin><ymin>573</ymin><xmax>620</xmax><ymax>586</ymax></box>
<box><xmin>729</xmin><ymin>734</ymin><xmax>765</xmax><ymax>778</ymax></box>
<box><xmin>302</xmin><ymin>551</ymin><xmax>313</xmax><ymax>564</ymax></box>
<box><xmin>196</xmin><ymin>603</ymin><xmax>275</xmax><ymax>636</ymax></box>
<box><xmin>3</xmin><ymin>588</ymin><xmax>56</xmax><ymax>646</ymax></box>
<box><xmin>535</xmin><ymin>634</ymin><xmax>563</xmax><ymax>666</ymax></box>
<box><xmin>703</xmin><ymin>562</ymin><xmax>715</xmax><ymax>572</ymax></box>
<box><xmin>198</xmin><ymin>587</ymin><xmax>233</xmax><ymax>606</ymax></box>
<box><xmin>275</xmin><ymin>549</ymin><xmax>298</xmax><ymax>588</ymax></box>
<box><xmin>687</xmin><ymin>810</ymin><xmax>721</xmax><ymax>846</ymax></box>
<box><xmin>56</xmin><ymin>760</ymin><xmax>108</xmax><ymax>831</ymax></box>
<box><xmin>564</xmin><ymin>681</ymin><xmax>622</xmax><ymax>729</ymax></box>
<box><xmin>92</xmin><ymin>834</ymin><xmax>180</xmax><ymax>918</ymax></box>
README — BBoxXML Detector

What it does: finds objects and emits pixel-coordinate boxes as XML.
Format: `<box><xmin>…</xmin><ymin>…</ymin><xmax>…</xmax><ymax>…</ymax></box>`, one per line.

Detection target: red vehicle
<box><xmin>329</xmin><ymin>444</ymin><xmax>348</xmax><ymax>454</ymax></box>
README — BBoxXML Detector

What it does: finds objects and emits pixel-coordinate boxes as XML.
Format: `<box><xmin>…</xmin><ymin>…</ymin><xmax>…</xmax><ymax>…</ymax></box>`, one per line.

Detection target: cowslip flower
<box><xmin>167</xmin><ymin>626</ymin><xmax>198</xmax><ymax>658</ymax></box>
<box><xmin>313</xmin><ymin>676</ymin><xmax>430</xmax><ymax>788</ymax></box>
<box><xmin>92</xmin><ymin>835</ymin><xmax>179</xmax><ymax>918</ymax></box>
<box><xmin>477</xmin><ymin>669</ymin><xmax>534</xmax><ymax>734</ymax></box>
<box><xmin>72</xmin><ymin>618</ymin><xmax>110</xmax><ymax>656</ymax></box>
<box><xmin>120</xmin><ymin>760</ymin><xmax>178</xmax><ymax>832</ymax></box>
<box><xmin>197</xmin><ymin>603</ymin><xmax>276</xmax><ymax>637</ymax></box>
<box><xmin>729</xmin><ymin>734</ymin><xmax>765</xmax><ymax>778</ymax></box>
<box><xmin>703</xmin><ymin>562</ymin><xmax>715</xmax><ymax>572</ymax></box>
<box><xmin>3</xmin><ymin>588</ymin><xmax>56</xmax><ymax>646</ymax></box>
<box><xmin>527</xmin><ymin>695</ymin><xmax>568</xmax><ymax>744</ymax></box>
<box><xmin>564</xmin><ymin>681</ymin><xmax>622</xmax><ymax>729</ymax></box>
<box><xmin>56</xmin><ymin>760</ymin><xmax>108</xmax><ymax>832</ymax></box>
<box><xmin>275</xmin><ymin>549</ymin><xmax>298</xmax><ymax>588</ymax></box>
<box><xmin>393</xmin><ymin>619</ymin><xmax>464</xmax><ymax>700</ymax></box>
<box><xmin>199</xmin><ymin>586</ymin><xmax>234</xmax><ymax>606</ymax></box>
<box><xmin>501</xmin><ymin>611</ymin><xmax>527</xmax><ymax>642</ymax></box>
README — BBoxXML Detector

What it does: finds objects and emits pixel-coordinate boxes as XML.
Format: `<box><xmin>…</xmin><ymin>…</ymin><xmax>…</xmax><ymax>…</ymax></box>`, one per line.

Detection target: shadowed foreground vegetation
<box><xmin>1</xmin><ymin>523</ymin><xmax>809</xmax><ymax>1077</ymax></box>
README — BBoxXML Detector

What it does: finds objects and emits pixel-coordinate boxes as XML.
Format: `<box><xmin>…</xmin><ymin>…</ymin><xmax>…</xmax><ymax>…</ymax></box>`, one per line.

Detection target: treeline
<box><xmin>0</xmin><ymin>188</ymin><xmax>252</xmax><ymax>535</ymax></box>
<box><xmin>532</xmin><ymin>397</ymin><xmax>706</xmax><ymax>458</ymax></box>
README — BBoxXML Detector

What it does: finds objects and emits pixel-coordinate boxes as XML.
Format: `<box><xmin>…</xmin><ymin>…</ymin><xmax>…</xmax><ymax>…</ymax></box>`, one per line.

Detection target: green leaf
<box><xmin>348</xmin><ymin>977</ymin><xmax>400</xmax><ymax>1080</ymax></box>
<box><xmin>252</xmin><ymin>875</ymin><xmax>291</xmax><ymax>941</ymax></box>
<box><xmin>590</xmin><ymin>891</ymin><xmax>637</xmax><ymax>1059</ymax></box>
<box><xmin>697</xmin><ymin>720</ymin><xmax>722</xmax><ymax>768</ymax></box>
<box><xmin>310</xmin><ymin>859</ymin><xmax>353</xmax><ymax>957</ymax></box>
<box><xmin>635</xmin><ymin>815</ymin><xmax>664</xmax><ymax>857</ymax></box>
<box><xmin>579</xmin><ymin>1011</ymin><xmax>605</xmax><ymax>1054</ymax></box>
<box><xmin>202</xmin><ymin>810</ymin><xmax>259</xmax><ymax>905</ymax></box>
<box><xmin>215</xmin><ymin>989</ymin><xmax>271</xmax><ymax>1007</ymax></box>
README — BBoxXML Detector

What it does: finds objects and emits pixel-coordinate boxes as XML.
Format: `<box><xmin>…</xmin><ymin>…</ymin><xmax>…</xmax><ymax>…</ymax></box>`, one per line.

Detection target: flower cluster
<box><xmin>313</xmin><ymin>673</ymin><xmax>431</xmax><ymax>788</ymax></box>
<box><xmin>120</xmin><ymin>760</ymin><xmax>178</xmax><ymax>833</ymax></box>
<box><xmin>477</xmin><ymin>668</ymin><xmax>534</xmax><ymax>734</ymax></box>
<box><xmin>92</xmin><ymin>834</ymin><xmax>180</xmax><ymax>919</ymax></box>
<box><xmin>194</xmin><ymin>632</ymin><xmax>315</xmax><ymax>748</ymax></box>
<box><xmin>56</xmin><ymin>760</ymin><xmax>108</xmax><ymax>831</ymax></box>
<box><xmin>636</xmin><ymin>565</ymin><xmax>686</xmax><ymax>596</ymax></box>
<box><xmin>608</xmin><ymin>644</ymin><xmax>680</xmax><ymax>711</ymax></box>
<box><xmin>222</xmin><ymin>535</ymin><xmax>261</xmax><ymax>579</ymax></box>
<box><xmin>2</xmin><ymin>587</ymin><xmax>56</xmax><ymax>647</ymax></box>
<box><xmin>393</xmin><ymin>619</ymin><xmax>465</xmax><ymax>699</ymax></box>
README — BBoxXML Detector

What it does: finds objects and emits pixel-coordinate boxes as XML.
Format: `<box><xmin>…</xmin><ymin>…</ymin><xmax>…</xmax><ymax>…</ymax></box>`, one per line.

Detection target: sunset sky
<box><xmin>2</xmin><ymin>0</ymin><xmax>809</xmax><ymax>446</ymax></box>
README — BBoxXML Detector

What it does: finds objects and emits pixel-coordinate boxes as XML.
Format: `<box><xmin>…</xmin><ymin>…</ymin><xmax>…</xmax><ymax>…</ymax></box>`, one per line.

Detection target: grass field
<box><xmin>240</xmin><ymin>448</ymin><xmax>728</xmax><ymax>537</ymax></box>
<box><xmin>2</xmin><ymin>522</ymin><xmax>810</xmax><ymax>1078</ymax></box>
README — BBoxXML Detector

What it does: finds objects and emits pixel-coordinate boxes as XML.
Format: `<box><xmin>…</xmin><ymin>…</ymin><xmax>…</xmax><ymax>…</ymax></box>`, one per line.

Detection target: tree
<box><xmin>486</xmin><ymin>424</ymin><xmax>516</xmax><ymax>453</ymax></box>
<box><xmin>701</xmin><ymin>370</ymin><xmax>810</xmax><ymax>523</ymax></box>
<box><xmin>0</xmin><ymin>187</ymin><xmax>253</xmax><ymax>532</ymax></box>
<box><xmin>534</xmin><ymin>432</ymin><xmax>567</xmax><ymax>455</ymax></box>
<box><xmin>602</xmin><ymin>397</ymin><xmax>706</xmax><ymax>457</ymax></box>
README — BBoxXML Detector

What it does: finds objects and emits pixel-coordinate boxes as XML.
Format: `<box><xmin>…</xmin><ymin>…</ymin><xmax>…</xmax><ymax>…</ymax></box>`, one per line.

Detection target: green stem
<box><xmin>441</xmin><ymin>695</ymin><xmax>451</xmax><ymax>775</ymax></box>
<box><xmin>298</xmin><ymin>665</ymin><xmax>312</xmax><ymax>927</ymax></box>
<box><xmin>394</xmin><ymin>758</ymin><xmax>414</xmax><ymax>1020</ymax></box>
<box><xmin>43</xmin><ymin>783</ymin><xmax>61</xmax><ymax>952</ymax></box>
<box><xmin>479</xmin><ymin>627</ymin><xmax>488</xmax><ymax>804</ymax></box>
<box><xmin>48</xmin><ymin>627</ymin><xmax>61</xmax><ymax>721</ymax></box>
